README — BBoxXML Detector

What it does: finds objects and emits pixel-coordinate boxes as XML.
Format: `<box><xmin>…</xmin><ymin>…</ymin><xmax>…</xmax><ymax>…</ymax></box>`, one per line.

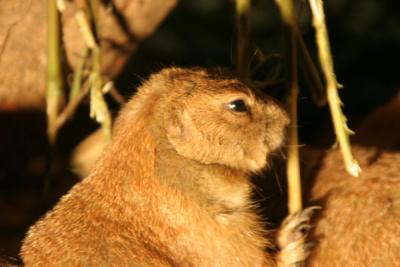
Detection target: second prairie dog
<box><xmin>21</xmin><ymin>67</ymin><xmax>311</xmax><ymax>266</ymax></box>
<box><xmin>307</xmin><ymin>98</ymin><xmax>400</xmax><ymax>267</ymax></box>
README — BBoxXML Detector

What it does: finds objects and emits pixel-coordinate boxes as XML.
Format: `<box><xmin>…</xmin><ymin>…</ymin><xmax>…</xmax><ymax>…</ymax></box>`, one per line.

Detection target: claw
<box><xmin>277</xmin><ymin>206</ymin><xmax>320</xmax><ymax>267</ymax></box>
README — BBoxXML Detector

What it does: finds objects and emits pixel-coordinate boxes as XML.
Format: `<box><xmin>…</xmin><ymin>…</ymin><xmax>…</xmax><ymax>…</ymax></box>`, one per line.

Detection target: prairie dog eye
<box><xmin>227</xmin><ymin>99</ymin><xmax>249</xmax><ymax>113</ymax></box>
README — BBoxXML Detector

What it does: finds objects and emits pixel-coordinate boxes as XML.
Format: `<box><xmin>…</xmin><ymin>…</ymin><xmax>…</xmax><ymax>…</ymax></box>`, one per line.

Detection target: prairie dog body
<box><xmin>308</xmin><ymin>99</ymin><xmax>400</xmax><ymax>266</ymax></box>
<box><xmin>21</xmin><ymin>67</ymin><xmax>304</xmax><ymax>266</ymax></box>
<box><xmin>308</xmin><ymin>147</ymin><xmax>400</xmax><ymax>267</ymax></box>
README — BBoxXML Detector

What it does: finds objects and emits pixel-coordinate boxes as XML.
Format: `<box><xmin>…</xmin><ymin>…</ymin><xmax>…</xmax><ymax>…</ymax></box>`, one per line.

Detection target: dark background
<box><xmin>1</xmin><ymin>0</ymin><xmax>399</xmax><ymax>262</ymax></box>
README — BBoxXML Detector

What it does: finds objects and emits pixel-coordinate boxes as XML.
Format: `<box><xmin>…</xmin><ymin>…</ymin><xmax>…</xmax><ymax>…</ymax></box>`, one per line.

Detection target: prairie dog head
<box><xmin>122</xmin><ymin>67</ymin><xmax>289</xmax><ymax>173</ymax></box>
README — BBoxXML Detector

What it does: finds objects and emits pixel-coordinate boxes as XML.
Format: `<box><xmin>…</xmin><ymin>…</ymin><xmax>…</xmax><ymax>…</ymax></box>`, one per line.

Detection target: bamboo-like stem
<box><xmin>294</xmin><ymin>27</ymin><xmax>326</xmax><ymax>107</ymax></box>
<box><xmin>235</xmin><ymin>0</ymin><xmax>251</xmax><ymax>79</ymax></box>
<box><xmin>46</xmin><ymin>0</ymin><xmax>63</xmax><ymax>145</ymax></box>
<box><xmin>89</xmin><ymin>0</ymin><xmax>100</xmax><ymax>31</ymax></box>
<box><xmin>56</xmin><ymin>82</ymin><xmax>90</xmax><ymax>131</ymax></box>
<box><xmin>90</xmin><ymin>0</ymin><xmax>112</xmax><ymax>141</ymax></box>
<box><xmin>275</xmin><ymin>0</ymin><xmax>295</xmax><ymax>24</ymax></box>
<box><xmin>109</xmin><ymin>86</ymin><xmax>126</xmax><ymax>104</ymax></box>
<box><xmin>275</xmin><ymin>0</ymin><xmax>303</xmax><ymax>214</ymax></box>
<box><xmin>75</xmin><ymin>3</ymin><xmax>112</xmax><ymax>141</ymax></box>
<box><xmin>75</xmin><ymin>10</ymin><xmax>96</xmax><ymax>49</ymax></box>
<box><xmin>100</xmin><ymin>81</ymin><xmax>125</xmax><ymax>104</ymax></box>
<box><xmin>90</xmin><ymin>46</ymin><xmax>112</xmax><ymax>141</ymax></box>
<box><xmin>308</xmin><ymin>0</ymin><xmax>361</xmax><ymax>177</ymax></box>
<box><xmin>277</xmin><ymin>0</ymin><xmax>326</xmax><ymax>106</ymax></box>
<box><xmin>69</xmin><ymin>47</ymin><xmax>89</xmax><ymax>101</ymax></box>
<box><xmin>286</xmin><ymin>33</ymin><xmax>302</xmax><ymax>213</ymax></box>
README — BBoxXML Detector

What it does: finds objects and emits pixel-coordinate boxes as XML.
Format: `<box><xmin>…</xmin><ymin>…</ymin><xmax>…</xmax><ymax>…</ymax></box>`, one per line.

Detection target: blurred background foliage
<box><xmin>117</xmin><ymin>0</ymin><xmax>400</xmax><ymax>140</ymax></box>
<box><xmin>1</xmin><ymin>0</ymin><xmax>400</xmax><ymax>261</ymax></box>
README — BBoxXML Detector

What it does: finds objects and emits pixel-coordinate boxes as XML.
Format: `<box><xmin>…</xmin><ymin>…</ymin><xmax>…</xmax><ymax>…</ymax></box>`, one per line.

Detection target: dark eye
<box><xmin>227</xmin><ymin>99</ymin><xmax>249</xmax><ymax>112</ymax></box>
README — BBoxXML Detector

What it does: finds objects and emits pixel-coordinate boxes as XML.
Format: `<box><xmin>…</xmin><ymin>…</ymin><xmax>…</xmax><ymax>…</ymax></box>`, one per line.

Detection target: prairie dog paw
<box><xmin>277</xmin><ymin>206</ymin><xmax>319</xmax><ymax>267</ymax></box>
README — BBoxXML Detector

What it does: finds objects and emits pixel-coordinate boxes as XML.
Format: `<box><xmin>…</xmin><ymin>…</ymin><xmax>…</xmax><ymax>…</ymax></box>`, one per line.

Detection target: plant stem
<box><xmin>90</xmin><ymin>46</ymin><xmax>112</xmax><ymax>141</ymax></box>
<box><xmin>89</xmin><ymin>0</ymin><xmax>112</xmax><ymax>140</ymax></box>
<box><xmin>275</xmin><ymin>0</ymin><xmax>303</xmax><ymax>213</ymax></box>
<box><xmin>46</xmin><ymin>0</ymin><xmax>63</xmax><ymax>144</ymax></box>
<box><xmin>295</xmin><ymin>27</ymin><xmax>326</xmax><ymax>107</ymax></box>
<box><xmin>235</xmin><ymin>0</ymin><xmax>251</xmax><ymax>79</ymax></box>
<box><xmin>75</xmin><ymin>2</ymin><xmax>112</xmax><ymax>141</ymax></box>
<box><xmin>69</xmin><ymin>47</ymin><xmax>89</xmax><ymax>101</ymax></box>
<box><xmin>57</xmin><ymin>81</ymin><xmax>90</xmax><ymax>131</ymax></box>
<box><xmin>287</xmin><ymin>28</ymin><xmax>302</xmax><ymax>213</ymax></box>
<box><xmin>89</xmin><ymin>0</ymin><xmax>100</xmax><ymax>30</ymax></box>
<box><xmin>308</xmin><ymin>0</ymin><xmax>361</xmax><ymax>177</ymax></box>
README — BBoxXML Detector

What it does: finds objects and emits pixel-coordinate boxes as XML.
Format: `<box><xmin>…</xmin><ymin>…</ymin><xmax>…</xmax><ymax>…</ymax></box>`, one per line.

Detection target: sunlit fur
<box><xmin>308</xmin><ymin>147</ymin><xmax>400</xmax><ymax>267</ymax></box>
<box><xmin>21</xmin><ymin>67</ymin><xmax>290</xmax><ymax>266</ymax></box>
<box><xmin>308</xmin><ymin>99</ymin><xmax>400</xmax><ymax>267</ymax></box>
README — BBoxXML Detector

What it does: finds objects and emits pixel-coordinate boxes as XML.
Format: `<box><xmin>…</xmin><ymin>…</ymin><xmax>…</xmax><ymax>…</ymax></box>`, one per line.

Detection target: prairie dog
<box><xmin>21</xmin><ymin>67</ymin><xmax>309</xmax><ymax>266</ymax></box>
<box><xmin>308</xmin><ymin>99</ymin><xmax>400</xmax><ymax>267</ymax></box>
<box><xmin>308</xmin><ymin>147</ymin><xmax>400</xmax><ymax>267</ymax></box>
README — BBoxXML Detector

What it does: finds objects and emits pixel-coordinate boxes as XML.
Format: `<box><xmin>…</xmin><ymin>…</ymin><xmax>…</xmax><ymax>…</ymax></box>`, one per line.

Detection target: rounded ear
<box><xmin>166</xmin><ymin>109</ymin><xmax>209</xmax><ymax>161</ymax></box>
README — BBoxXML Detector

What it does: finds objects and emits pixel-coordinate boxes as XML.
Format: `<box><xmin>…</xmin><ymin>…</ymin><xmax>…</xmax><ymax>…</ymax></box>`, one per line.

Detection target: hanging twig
<box><xmin>295</xmin><ymin>28</ymin><xmax>326</xmax><ymax>107</ymax></box>
<box><xmin>56</xmin><ymin>81</ymin><xmax>91</xmax><ymax>132</ymax></box>
<box><xmin>69</xmin><ymin>47</ymin><xmax>89</xmax><ymax>101</ymax></box>
<box><xmin>235</xmin><ymin>0</ymin><xmax>251</xmax><ymax>79</ymax></box>
<box><xmin>308</xmin><ymin>0</ymin><xmax>361</xmax><ymax>177</ymax></box>
<box><xmin>101</xmin><ymin>81</ymin><xmax>126</xmax><ymax>104</ymax></box>
<box><xmin>89</xmin><ymin>0</ymin><xmax>112</xmax><ymax>140</ymax></box>
<box><xmin>75</xmin><ymin>4</ymin><xmax>112</xmax><ymax>141</ymax></box>
<box><xmin>275</xmin><ymin>0</ymin><xmax>303</xmax><ymax>214</ymax></box>
<box><xmin>109</xmin><ymin>86</ymin><xmax>126</xmax><ymax>104</ymax></box>
<box><xmin>47</xmin><ymin>0</ymin><xmax>64</xmax><ymax>145</ymax></box>
<box><xmin>286</xmin><ymin>54</ymin><xmax>302</xmax><ymax>213</ymax></box>
<box><xmin>75</xmin><ymin>10</ymin><xmax>97</xmax><ymax>49</ymax></box>
<box><xmin>89</xmin><ymin>49</ymin><xmax>112</xmax><ymax>141</ymax></box>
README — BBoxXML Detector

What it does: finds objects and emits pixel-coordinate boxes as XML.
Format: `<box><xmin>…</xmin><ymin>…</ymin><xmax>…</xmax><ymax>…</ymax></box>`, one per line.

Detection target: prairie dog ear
<box><xmin>166</xmin><ymin>109</ymin><xmax>206</xmax><ymax>160</ymax></box>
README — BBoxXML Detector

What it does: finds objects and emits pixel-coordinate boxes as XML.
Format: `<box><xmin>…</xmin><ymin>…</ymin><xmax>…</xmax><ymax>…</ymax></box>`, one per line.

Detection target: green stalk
<box><xmin>75</xmin><ymin>2</ymin><xmax>112</xmax><ymax>141</ymax></box>
<box><xmin>308</xmin><ymin>0</ymin><xmax>361</xmax><ymax>177</ymax></box>
<box><xmin>235</xmin><ymin>0</ymin><xmax>251</xmax><ymax>79</ymax></box>
<box><xmin>88</xmin><ymin>0</ymin><xmax>112</xmax><ymax>141</ymax></box>
<box><xmin>286</xmin><ymin>30</ymin><xmax>302</xmax><ymax>213</ymax></box>
<box><xmin>295</xmin><ymin>27</ymin><xmax>326</xmax><ymax>107</ymax></box>
<box><xmin>69</xmin><ymin>47</ymin><xmax>89</xmax><ymax>101</ymax></box>
<box><xmin>89</xmin><ymin>0</ymin><xmax>100</xmax><ymax>30</ymax></box>
<box><xmin>46</xmin><ymin>0</ymin><xmax>63</xmax><ymax>144</ymax></box>
<box><xmin>275</xmin><ymin>0</ymin><xmax>303</xmax><ymax>213</ymax></box>
<box><xmin>90</xmin><ymin>46</ymin><xmax>112</xmax><ymax>141</ymax></box>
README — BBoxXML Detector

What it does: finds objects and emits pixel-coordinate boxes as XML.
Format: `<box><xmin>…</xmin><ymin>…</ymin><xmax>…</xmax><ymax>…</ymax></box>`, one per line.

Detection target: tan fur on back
<box><xmin>21</xmin><ymin>67</ymin><xmax>289</xmax><ymax>266</ymax></box>
<box><xmin>308</xmin><ymin>99</ymin><xmax>400</xmax><ymax>267</ymax></box>
<box><xmin>309</xmin><ymin>147</ymin><xmax>400</xmax><ymax>267</ymax></box>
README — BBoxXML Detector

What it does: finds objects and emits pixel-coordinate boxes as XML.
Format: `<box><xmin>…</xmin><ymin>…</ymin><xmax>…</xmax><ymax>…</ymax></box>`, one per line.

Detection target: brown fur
<box><xmin>21</xmin><ymin>67</ymin><xmax>301</xmax><ymax>266</ymax></box>
<box><xmin>308</xmin><ymin>98</ymin><xmax>400</xmax><ymax>267</ymax></box>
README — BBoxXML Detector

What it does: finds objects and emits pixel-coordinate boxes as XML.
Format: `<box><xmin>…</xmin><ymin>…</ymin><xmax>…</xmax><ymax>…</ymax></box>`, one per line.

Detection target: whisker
<box><xmin>272</xmin><ymin>166</ymin><xmax>283</xmax><ymax>194</ymax></box>
<box><xmin>282</xmin><ymin>144</ymin><xmax>306</xmax><ymax>148</ymax></box>
<box><xmin>279</xmin><ymin>148</ymin><xmax>287</xmax><ymax>159</ymax></box>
